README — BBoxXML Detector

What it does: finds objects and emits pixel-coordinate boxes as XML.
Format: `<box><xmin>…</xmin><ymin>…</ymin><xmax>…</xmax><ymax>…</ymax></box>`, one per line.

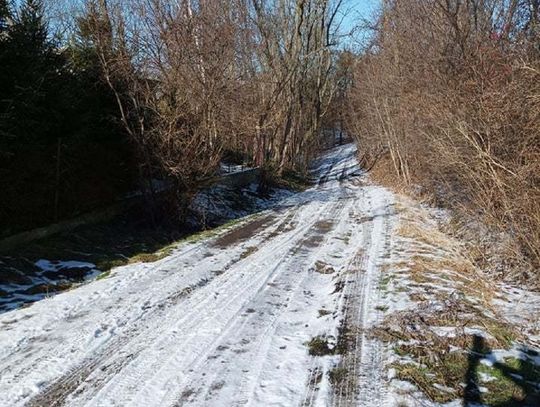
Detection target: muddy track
<box><xmin>26</xmin><ymin>206</ymin><xmax>328</xmax><ymax>407</ymax></box>
<box><xmin>178</xmin><ymin>200</ymin><xmax>351</xmax><ymax>406</ymax></box>
<box><xmin>24</xmin><ymin>145</ymin><xmax>351</xmax><ymax>407</ymax></box>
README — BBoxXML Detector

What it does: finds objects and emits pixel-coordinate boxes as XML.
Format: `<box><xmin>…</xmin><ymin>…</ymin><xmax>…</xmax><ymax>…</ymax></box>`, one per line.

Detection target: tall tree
<box><xmin>0</xmin><ymin>0</ymin><xmax>10</xmax><ymax>33</ymax></box>
<box><xmin>0</xmin><ymin>0</ymin><xmax>13</xmax><ymax>137</ymax></box>
<box><xmin>2</xmin><ymin>0</ymin><xmax>63</xmax><ymax>141</ymax></box>
<box><xmin>1</xmin><ymin>0</ymin><xmax>138</xmax><ymax>234</ymax></box>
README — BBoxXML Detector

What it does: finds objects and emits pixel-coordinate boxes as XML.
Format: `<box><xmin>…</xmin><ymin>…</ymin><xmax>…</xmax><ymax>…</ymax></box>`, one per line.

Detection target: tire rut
<box><xmin>25</xmin><ymin>208</ymin><xmax>303</xmax><ymax>407</ymax></box>
<box><xmin>70</xmin><ymin>197</ymin><xmax>343</xmax><ymax>406</ymax></box>
<box><xmin>331</xmin><ymin>193</ymin><xmax>394</xmax><ymax>407</ymax></box>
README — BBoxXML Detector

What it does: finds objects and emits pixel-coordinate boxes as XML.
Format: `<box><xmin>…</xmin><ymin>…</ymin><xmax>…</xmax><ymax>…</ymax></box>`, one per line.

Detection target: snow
<box><xmin>22</xmin><ymin>141</ymin><xmax>540</xmax><ymax>407</ymax></box>
<box><xmin>188</xmin><ymin>180</ymin><xmax>294</xmax><ymax>228</ymax></box>
<box><xmin>3</xmin><ymin>142</ymin><xmax>536</xmax><ymax>406</ymax></box>
<box><xmin>492</xmin><ymin>284</ymin><xmax>540</xmax><ymax>347</ymax></box>
<box><xmin>369</xmin><ymin>187</ymin><xmax>540</xmax><ymax>406</ymax></box>
<box><xmin>0</xmin><ymin>144</ymin><xmax>397</xmax><ymax>406</ymax></box>
<box><xmin>0</xmin><ymin>260</ymin><xmax>101</xmax><ymax>313</ymax></box>
<box><xmin>219</xmin><ymin>162</ymin><xmax>252</xmax><ymax>174</ymax></box>
<box><xmin>34</xmin><ymin>260</ymin><xmax>97</xmax><ymax>274</ymax></box>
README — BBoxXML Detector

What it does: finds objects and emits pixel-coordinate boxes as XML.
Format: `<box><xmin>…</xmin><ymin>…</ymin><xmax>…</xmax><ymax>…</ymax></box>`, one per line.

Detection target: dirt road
<box><xmin>0</xmin><ymin>144</ymin><xmax>397</xmax><ymax>406</ymax></box>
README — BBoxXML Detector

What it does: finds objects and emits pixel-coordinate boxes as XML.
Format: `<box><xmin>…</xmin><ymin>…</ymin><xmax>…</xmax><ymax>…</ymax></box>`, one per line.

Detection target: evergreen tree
<box><xmin>0</xmin><ymin>0</ymin><xmax>72</xmax><ymax>230</ymax></box>
<box><xmin>0</xmin><ymin>0</ymin><xmax>137</xmax><ymax>234</ymax></box>
<box><xmin>0</xmin><ymin>0</ymin><xmax>11</xmax><ymax>34</ymax></box>
<box><xmin>5</xmin><ymin>0</ymin><xmax>63</xmax><ymax>141</ymax></box>
<box><xmin>0</xmin><ymin>0</ymin><xmax>14</xmax><ymax>141</ymax></box>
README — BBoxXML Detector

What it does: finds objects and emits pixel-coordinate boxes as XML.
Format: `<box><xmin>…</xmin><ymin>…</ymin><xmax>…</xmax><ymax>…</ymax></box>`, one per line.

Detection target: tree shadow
<box><xmin>464</xmin><ymin>334</ymin><xmax>540</xmax><ymax>406</ymax></box>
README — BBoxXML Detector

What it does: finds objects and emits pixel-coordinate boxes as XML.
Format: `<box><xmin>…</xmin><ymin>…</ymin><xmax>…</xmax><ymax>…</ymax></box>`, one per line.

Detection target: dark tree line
<box><xmin>0</xmin><ymin>0</ymin><xmax>137</xmax><ymax>236</ymax></box>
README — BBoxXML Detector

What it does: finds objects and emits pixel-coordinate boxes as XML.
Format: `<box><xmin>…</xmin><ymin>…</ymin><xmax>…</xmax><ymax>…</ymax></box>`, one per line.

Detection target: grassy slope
<box><xmin>371</xmin><ymin>196</ymin><xmax>540</xmax><ymax>405</ymax></box>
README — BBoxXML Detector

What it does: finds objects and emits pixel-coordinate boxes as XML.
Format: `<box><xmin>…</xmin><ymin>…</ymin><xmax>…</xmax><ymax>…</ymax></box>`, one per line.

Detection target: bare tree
<box><xmin>345</xmin><ymin>0</ymin><xmax>540</xmax><ymax>280</ymax></box>
<box><xmin>82</xmin><ymin>0</ymin><xmax>345</xmax><ymax>221</ymax></box>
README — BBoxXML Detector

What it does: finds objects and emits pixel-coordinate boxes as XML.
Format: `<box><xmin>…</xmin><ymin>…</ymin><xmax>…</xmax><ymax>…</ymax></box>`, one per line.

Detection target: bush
<box><xmin>346</xmin><ymin>0</ymin><xmax>540</xmax><ymax>282</ymax></box>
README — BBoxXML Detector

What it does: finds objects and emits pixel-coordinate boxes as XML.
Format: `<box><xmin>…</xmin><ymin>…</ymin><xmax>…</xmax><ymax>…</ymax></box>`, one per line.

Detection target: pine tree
<box><xmin>0</xmin><ymin>0</ymin><xmax>66</xmax><ymax>227</ymax></box>
<box><xmin>0</xmin><ymin>0</ymin><xmax>138</xmax><ymax>234</ymax></box>
<box><xmin>0</xmin><ymin>0</ymin><xmax>11</xmax><ymax>34</ymax></box>
<box><xmin>0</xmin><ymin>0</ymin><xmax>14</xmax><ymax>139</ymax></box>
<box><xmin>4</xmin><ymin>0</ymin><xmax>64</xmax><ymax>142</ymax></box>
<box><xmin>9</xmin><ymin>0</ymin><xmax>49</xmax><ymax>58</ymax></box>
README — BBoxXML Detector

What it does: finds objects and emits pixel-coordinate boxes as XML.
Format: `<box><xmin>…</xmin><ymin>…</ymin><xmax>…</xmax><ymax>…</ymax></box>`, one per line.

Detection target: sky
<box><xmin>339</xmin><ymin>0</ymin><xmax>381</xmax><ymax>49</ymax></box>
<box><xmin>344</xmin><ymin>0</ymin><xmax>381</xmax><ymax>21</ymax></box>
<box><xmin>12</xmin><ymin>0</ymin><xmax>381</xmax><ymax>49</ymax></box>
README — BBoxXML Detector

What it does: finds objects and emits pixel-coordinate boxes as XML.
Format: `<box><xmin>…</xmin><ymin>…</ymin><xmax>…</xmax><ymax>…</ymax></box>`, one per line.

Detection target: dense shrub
<box><xmin>346</xmin><ymin>0</ymin><xmax>540</xmax><ymax>280</ymax></box>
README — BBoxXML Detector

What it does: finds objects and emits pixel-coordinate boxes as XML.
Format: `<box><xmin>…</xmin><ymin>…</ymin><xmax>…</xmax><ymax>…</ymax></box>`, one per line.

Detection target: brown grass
<box><xmin>396</xmin><ymin>214</ymin><xmax>495</xmax><ymax>303</ymax></box>
<box><xmin>370</xmin><ymin>197</ymin><xmax>530</xmax><ymax>403</ymax></box>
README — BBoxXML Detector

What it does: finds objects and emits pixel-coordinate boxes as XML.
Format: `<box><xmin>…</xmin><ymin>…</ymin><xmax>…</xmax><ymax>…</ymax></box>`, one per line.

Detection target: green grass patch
<box><xmin>96</xmin><ymin>271</ymin><xmax>112</xmax><ymax>280</ymax></box>
<box><xmin>306</xmin><ymin>336</ymin><xmax>334</xmax><ymax>356</ymax></box>
<box><xmin>184</xmin><ymin>215</ymin><xmax>257</xmax><ymax>245</ymax></box>
<box><xmin>392</xmin><ymin>354</ymin><xmax>540</xmax><ymax>405</ymax></box>
<box><xmin>479</xmin><ymin>356</ymin><xmax>540</xmax><ymax>405</ymax></box>
<box><xmin>129</xmin><ymin>252</ymin><xmax>162</xmax><ymax>264</ymax></box>
<box><xmin>328</xmin><ymin>367</ymin><xmax>348</xmax><ymax>386</ymax></box>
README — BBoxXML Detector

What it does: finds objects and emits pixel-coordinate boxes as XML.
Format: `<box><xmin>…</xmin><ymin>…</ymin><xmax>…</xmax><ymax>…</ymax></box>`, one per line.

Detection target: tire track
<box><xmin>2</xmin><ymin>144</ymin><xmax>396</xmax><ymax>407</ymax></box>
<box><xmin>58</xmin><ymin>146</ymin><xmax>352</xmax><ymax>407</ymax></box>
<box><xmin>332</xmin><ymin>191</ymin><xmax>394</xmax><ymax>407</ymax></box>
<box><xmin>25</xmin><ymin>206</ymin><xmax>307</xmax><ymax>407</ymax></box>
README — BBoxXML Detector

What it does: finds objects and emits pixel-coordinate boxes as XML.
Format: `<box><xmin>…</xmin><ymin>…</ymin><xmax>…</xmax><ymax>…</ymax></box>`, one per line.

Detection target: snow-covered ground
<box><xmin>371</xmin><ymin>194</ymin><xmax>540</xmax><ymax>406</ymax></box>
<box><xmin>2</xmin><ymin>143</ymin><xmax>538</xmax><ymax>406</ymax></box>
<box><xmin>0</xmin><ymin>144</ymin><xmax>398</xmax><ymax>406</ymax></box>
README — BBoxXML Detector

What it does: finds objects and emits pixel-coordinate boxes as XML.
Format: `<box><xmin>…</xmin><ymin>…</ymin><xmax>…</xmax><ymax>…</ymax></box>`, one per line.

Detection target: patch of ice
<box><xmin>34</xmin><ymin>260</ymin><xmax>97</xmax><ymax>273</ymax></box>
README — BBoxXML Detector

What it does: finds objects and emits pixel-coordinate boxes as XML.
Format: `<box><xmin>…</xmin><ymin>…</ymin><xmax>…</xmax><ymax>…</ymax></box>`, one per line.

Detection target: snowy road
<box><xmin>0</xmin><ymin>144</ymin><xmax>396</xmax><ymax>407</ymax></box>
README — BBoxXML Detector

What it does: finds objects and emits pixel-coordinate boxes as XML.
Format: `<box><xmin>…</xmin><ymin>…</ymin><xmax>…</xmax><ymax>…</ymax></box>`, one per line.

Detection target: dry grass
<box><xmin>373</xmin><ymin>297</ymin><xmax>523</xmax><ymax>403</ymax></box>
<box><xmin>306</xmin><ymin>336</ymin><xmax>333</xmax><ymax>356</ymax></box>
<box><xmin>396</xmin><ymin>214</ymin><xmax>495</xmax><ymax>303</ymax></box>
<box><xmin>313</xmin><ymin>260</ymin><xmax>335</xmax><ymax>275</ymax></box>
<box><xmin>369</xmin><ymin>196</ymin><xmax>533</xmax><ymax>403</ymax></box>
<box><xmin>240</xmin><ymin>246</ymin><xmax>258</xmax><ymax>259</ymax></box>
<box><xmin>328</xmin><ymin>367</ymin><xmax>348</xmax><ymax>386</ymax></box>
<box><xmin>397</xmin><ymin>221</ymin><xmax>456</xmax><ymax>252</ymax></box>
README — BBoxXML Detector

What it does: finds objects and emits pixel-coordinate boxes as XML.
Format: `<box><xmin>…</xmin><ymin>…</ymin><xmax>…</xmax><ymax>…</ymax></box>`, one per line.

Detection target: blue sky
<box><xmin>339</xmin><ymin>0</ymin><xmax>381</xmax><ymax>48</ymax></box>
<box><xmin>11</xmin><ymin>0</ymin><xmax>381</xmax><ymax>48</ymax></box>
<box><xmin>345</xmin><ymin>0</ymin><xmax>381</xmax><ymax>19</ymax></box>
<box><xmin>12</xmin><ymin>0</ymin><xmax>381</xmax><ymax>29</ymax></box>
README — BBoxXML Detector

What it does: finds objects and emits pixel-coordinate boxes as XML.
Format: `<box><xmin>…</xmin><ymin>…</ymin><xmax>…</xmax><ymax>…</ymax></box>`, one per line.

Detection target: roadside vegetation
<box><xmin>1</xmin><ymin>0</ymin><xmax>343</xmax><ymax>237</ymax></box>
<box><xmin>0</xmin><ymin>0</ymin><xmax>338</xmax><ymax>309</ymax></box>
<box><xmin>372</xmin><ymin>196</ymin><xmax>540</xmax><ymax>405</ymax></box>
<box><xmin>345</xmin><ymin>0</ymin><xmax>540</xmax><ymax>285</ymax></box>
<box><xmin>0</xmin><ymin>193</ymin><xmax>268</xmax><ymax>311</ymax></box>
